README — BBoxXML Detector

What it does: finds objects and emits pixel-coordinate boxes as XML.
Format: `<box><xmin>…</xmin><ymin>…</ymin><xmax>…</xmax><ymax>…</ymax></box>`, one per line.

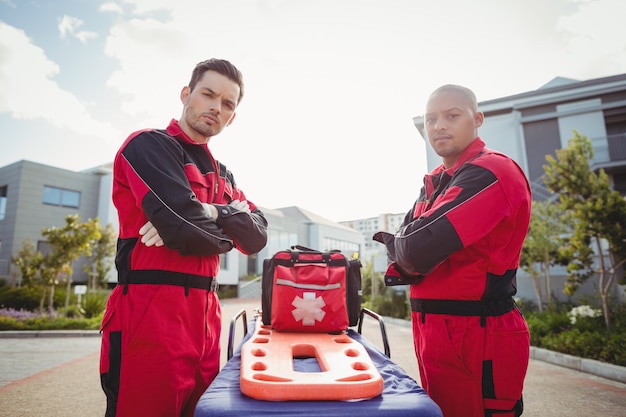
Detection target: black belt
<box><xmin>120</xmin><ymin>270</ymin><xmax>218</xmax><ymax>296</ymax></box>
<box><xmin>410</xmin><ymin>298</ymin><xmax>516</xmax><ymax>326</ymax></box>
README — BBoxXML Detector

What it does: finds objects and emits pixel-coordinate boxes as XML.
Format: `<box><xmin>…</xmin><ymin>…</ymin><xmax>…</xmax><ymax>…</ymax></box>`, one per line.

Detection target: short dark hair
<box><xmin>189</xmin><ymin>58</ymin><xmax>244</xmax><ymax>104</ymax></box>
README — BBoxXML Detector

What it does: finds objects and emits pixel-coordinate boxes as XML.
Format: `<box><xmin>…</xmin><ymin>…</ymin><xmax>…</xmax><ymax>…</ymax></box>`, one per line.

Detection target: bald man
<box><xmin>374</xmin><ymin>85</ymin><xmax>531</xmax><ymax>417</ymax></box>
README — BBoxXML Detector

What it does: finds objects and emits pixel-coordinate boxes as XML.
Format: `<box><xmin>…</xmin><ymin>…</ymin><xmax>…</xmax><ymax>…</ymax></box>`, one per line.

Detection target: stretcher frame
<box><xmin>194</xmin><ymin>307</ymin><xmax>443</xmax><ymax>417</ymax></box>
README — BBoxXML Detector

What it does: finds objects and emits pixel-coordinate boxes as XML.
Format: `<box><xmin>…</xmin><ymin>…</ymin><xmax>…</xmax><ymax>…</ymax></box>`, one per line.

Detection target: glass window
<box><xmin>61</xmin><ymin>190</ymin><xmax>80</xmax><ymax>207</ymax></box>
<box><xmin>322</xmin><ymin>237</ymin><xmax>360</xmax><ymax>258</ymax></box>
<box><xmin>42</xmin><ymin>186</ymin><xmax>62</xmax><ymax>205</ymax></box>
<box><xmin>42</xmin><ymin>186</ymin><xmax>80</xmax><ymax>208</ymax></box>
<box><xmin>0</xmin><ymin>185</ymin><xmax>6</xmax><ymax>221</ymax></box>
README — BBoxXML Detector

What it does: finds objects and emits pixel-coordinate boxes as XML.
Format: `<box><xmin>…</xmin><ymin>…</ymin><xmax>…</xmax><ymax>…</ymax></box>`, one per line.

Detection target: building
<box><xmin>340</xmin><ymin>212</ymin><xmax>405</xmax><ymax>269</ymax></box>
<box><xmin>0</xmin><ymin>160</ymin><xmax>113</xmax><ymax>285</ymax></box>
<box><xmin>0</xmin><ymin>160</ymin><xmax>363</xmax><ymax>289</ymax></box>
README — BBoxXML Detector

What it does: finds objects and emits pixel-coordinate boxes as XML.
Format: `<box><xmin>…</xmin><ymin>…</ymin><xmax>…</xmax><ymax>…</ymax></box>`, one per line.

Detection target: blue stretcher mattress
<box><xmin>194</xmin><ymin>320</ymin><xmax>442</xmax><ymax>417</ymax></box>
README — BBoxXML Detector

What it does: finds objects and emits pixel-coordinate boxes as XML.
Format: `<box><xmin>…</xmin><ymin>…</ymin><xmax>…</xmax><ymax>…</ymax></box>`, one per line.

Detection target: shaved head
<box><xmin>429</xmin><ymin>84</ymin><xmax>478</xmax><ymax>113</ymax></box>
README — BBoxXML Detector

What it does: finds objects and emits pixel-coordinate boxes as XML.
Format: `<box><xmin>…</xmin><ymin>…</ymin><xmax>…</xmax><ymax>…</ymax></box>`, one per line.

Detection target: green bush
<box><xmin>526</xmin><ymin>310</ymin><xmax>570</xmax><ymax>346</ymax></box>
<box><xmin>540</xmin><ymin>329</ymin><xmax>605</xmax><ymax>358</ymax></box>
<box><xmin>525</xmin><ymin>301</ymin><xmax>626</xmax><ymax>367</ymax></box>
<box><xmin>0</xmin><ymin>310</ymin><xmax>102</xmax><ymax>331</ymax></box>
<box><xmin>82</xmin><ymin>292</ymin><xmax>107</xmax><ymax>318</ymax></box>
<box><xmin>0</xmin><ymin>285</ymin><xmax>42</xmax><ymax>311</ymax></box>
<box><xmin>218</xmin><ymin>285</ymin><xmax>238</xmax><ymax>299</ymax></box>
<box><xmin>63</xmin><ymin>305</ymin><xmax>83</xmax><ymax>318</ymax></box>
<box><xmin>601</xmin><ymin>333</ymin><xmax>626</xmax><ymax>366</ymax></box>
<box><xmin>365</xmin><ymin>292</ymin><xmax>410</xmax><ymax>320</ymax></box>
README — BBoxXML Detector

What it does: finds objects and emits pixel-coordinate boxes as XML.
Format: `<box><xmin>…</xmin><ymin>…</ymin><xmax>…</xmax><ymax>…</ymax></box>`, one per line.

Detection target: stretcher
<box><xmin>194</xmin><ymin>308</ymin><xmax>443</xmax><ymax>417</ymax></box>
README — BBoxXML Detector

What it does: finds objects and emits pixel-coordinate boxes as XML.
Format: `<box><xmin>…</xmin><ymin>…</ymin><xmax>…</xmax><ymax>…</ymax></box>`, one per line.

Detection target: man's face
<box><xmin>179</xmin><ymin>70</ymin><xmax>240</xmax><ymax>144</ymax></box>
<box><xmin>424</xmin><ymin>90</ymin><xmax>483</xmax><ymax>168</ymax></box>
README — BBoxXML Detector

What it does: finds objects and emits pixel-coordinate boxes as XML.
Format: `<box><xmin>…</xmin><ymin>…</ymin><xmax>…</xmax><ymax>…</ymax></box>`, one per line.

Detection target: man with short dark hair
<box><xmin>100</xmin><ymin>58</ymin><xmax>268</xmax><ymax>417</ymax></box>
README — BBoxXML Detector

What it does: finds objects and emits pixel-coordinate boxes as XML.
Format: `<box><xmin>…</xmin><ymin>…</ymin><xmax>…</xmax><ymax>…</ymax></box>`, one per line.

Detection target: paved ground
<box><xmin>0</xmin><ymin>298</ymin><xmax>625</xmax><ymax>416</ymax></box>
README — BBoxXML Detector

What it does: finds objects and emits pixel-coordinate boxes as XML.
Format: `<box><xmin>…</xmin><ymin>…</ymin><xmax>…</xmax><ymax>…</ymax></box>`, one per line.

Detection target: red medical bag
<box><xmin>261</xmin><ymin>246</ymin><xmax>362</xmax><ymax>333</ymax></box>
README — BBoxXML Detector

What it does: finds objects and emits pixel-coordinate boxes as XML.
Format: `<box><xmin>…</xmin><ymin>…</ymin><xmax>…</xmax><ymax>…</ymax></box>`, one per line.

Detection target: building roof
<box><xmin>276</xmin><ymin>206</ymin><xmax>357</xmax><ymax>231</ymax></box>
<box><xmin>538</xmin><ymin>76</ymin><xmax>580</xmax><ymax>89</ymax></box>
<box><xmin>479</xmin><ymin>72</ymin><xmax>626</xmax><ymax>111</ymax></box>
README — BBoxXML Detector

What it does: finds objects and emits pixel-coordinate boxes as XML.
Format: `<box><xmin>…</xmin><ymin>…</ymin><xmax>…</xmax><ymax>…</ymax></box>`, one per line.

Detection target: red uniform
<box><xmin>375</xmin><ymin>137</ymin><xmax>531</xmax><ymax>417</ymax></box>
<box><xmin>100</xmin><ymin>119</ymin><xmax>268</xmax><ymax>417</ymax></box>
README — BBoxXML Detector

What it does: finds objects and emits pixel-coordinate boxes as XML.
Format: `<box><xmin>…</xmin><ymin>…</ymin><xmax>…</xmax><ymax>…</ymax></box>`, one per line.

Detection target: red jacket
<box><xmin>377</xmin><ymin>138</ymin><xmax>531</xmax><ymax>301</ymax></box>
<box><xmin>113</xmin><ymin>119</ymin><xmax>268</xmax><ymax>279</ymax></box>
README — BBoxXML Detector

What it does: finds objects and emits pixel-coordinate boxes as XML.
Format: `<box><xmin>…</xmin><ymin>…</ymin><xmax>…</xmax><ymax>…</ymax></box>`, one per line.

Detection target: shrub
<box><xmin>540</xmin><ymin>328</ymin><xmax>606</xmax><ymax>358</ymax></box>
<box><xmin>600</xmin><ymin>333</ymin><xmax>626</xmax><ymax>366</ymax></box>
<box><xmin>218</xmin><ymin>285</ymin><xmax>238</xmax><ymax>299</ymax></box>
<box><xmin>525</xmin><ymin>310</ymin><xmax>570</xmax><ymax>346</ymax></box>
<box><xmin>0</xmin><ymin>307</ymin><xmax>102</xmax><ymax>331</ymax></box>
<box><xmin>82</xmin><ymin>292</ymin><xmax>107</xmax><ymax>318</ymax></box>
<box><xmin>63</xmin><ymin>305</ymin><xmax>83</xmax><ymax>318</ymax></box>
<box><xmin>366</xmin><ymin>292</ymin><xmax>409</xmax><ymax>320</ymax></box>
<box><xmin>0</xmin><ymin>285</ymin><xmax>42</xmax><ymax>311</ymax></box>
<box><xmin>524</xmin><ymin>300</ymin><xmax>626</xmax><ymax>367</ymax></box>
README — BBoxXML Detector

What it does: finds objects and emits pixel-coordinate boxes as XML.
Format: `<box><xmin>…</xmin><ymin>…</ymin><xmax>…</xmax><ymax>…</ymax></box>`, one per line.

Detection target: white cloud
<box><xmin>103</xmin><ymin>17</ymin><xmax>191</xmax><ymax>126</ymax></box>
<box><xmin>58</xmin><ymin>15</ymin><xmax>98</xmax><ymax>44</ymax></box>
<box><xmin>0</xmin><ymin>22</ymin><xmax>121</xmax><ymax>142</ymax></box>
<box><xmin>555</xmin><ymin>0</ymin><xmax>626</xmax><ymax>78</ymax></box>
<box><xmin>121</xmin><ymin>0</ymin><xmax>175</xmax><ymax>15</ymax></box>
<box><xmin>99</xmin><ymin>2</ymin><xmax>124</xmax><ymax>14</ymax></box>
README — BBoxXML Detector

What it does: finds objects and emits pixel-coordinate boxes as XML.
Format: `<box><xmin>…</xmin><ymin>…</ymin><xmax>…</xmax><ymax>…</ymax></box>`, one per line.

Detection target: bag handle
<box><xmin>290</xmin><ymin>245</ymin><xmax>341</xmax><ymax>254</ymax></box>
<box><xmin>288</xmin><ymin>245</ymin><xmax>341</xmax><ymax>264</ymax></box>
<box><xmin>290</xmin><ymin>245</ymin><xmax>317</xmax><ymax>252</ymax></box>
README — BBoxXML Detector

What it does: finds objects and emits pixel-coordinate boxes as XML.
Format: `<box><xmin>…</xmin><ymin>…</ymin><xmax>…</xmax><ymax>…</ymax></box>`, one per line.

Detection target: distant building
<box><xmin>340</xmin><ymin>212</ymin><xmax>405</xmax><ymax>267</ymax></box>
<box><xmin>246</xmin><ymin>206</ymin><xmax>365</xmax><ymax>282</ymax></box>
<box><xmin>0</xmin><ymin>160</ymin><xmax>113</xmax><ymax>285</ymax></box>
<box><xmin>0</xmin><ymin>161</ymin><xmax>364</xmax><ymax>289</ymax></box>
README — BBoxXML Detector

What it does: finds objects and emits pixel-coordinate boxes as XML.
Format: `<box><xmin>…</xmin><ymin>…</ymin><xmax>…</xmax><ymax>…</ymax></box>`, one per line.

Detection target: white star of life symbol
<box><xmin>291</xmin><ymin>292</ymin><xmax>326</xmax><ymax>326</ymax></box>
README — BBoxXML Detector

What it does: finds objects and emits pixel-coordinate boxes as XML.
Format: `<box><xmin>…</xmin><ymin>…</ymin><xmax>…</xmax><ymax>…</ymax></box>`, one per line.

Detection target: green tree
<box><xmin>10</xmin><ymin>240</ymin><xmax>43</xmax><ymax>287</ymax></box>
<box><xmin>543</xmin><ymin>131</ymin><xmax>626</xmax><ymax>329</ymax></box>
<box><xmin>83</xmin><ymin>223</ymin><xmax>116</xmax><ymax>289</ymax></box>
<box><xmin>520</xmin><ymin>200</ymin><xmax>571</xmax><ymax>312</ymax></box>
<box><xmin>39</xmin><ymin>215</ymin><xmax>102</xmax><ymax>313</ymax></box>
<box><xmin>360</xmin><ymin>256</ymin><xmax>409</xmax><ymax>319</ymax></box>
<box><xmin>360</xmin><ymin>257</ymin><xmax>383</xmax><ymax>305</ymax></box>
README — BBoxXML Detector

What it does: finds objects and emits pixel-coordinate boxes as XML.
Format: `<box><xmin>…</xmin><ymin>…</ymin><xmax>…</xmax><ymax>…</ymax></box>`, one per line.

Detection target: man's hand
<box><xmin>229</xmin><ymin>199</ymin><xmax>250</xmax><ymax>213</ymax></box>
<box><xmin>372</xmin><ymin>231</ymin><xmax>397</xmax><ymax>261</ymax></box>
<box><xmin>139</xmin><ymin>221</ymin><xmax>164</xmax><ymax>247</ymax></box>
<box><xmin>198</xmin><ymin>200</ymin><xmax>249</xmax><ymax>222</ymax></box>
<box><xmin>201</xmin><ymin>203</ymin><xmax>218</xmax><ymax>220</ymax></box>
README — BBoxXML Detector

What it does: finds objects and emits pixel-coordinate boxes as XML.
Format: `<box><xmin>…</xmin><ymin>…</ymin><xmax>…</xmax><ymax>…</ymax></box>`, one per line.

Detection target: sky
<box><xmin>1</xmin><ymin>0</ymin><xmax>625</xmax><ymax>223</ymax></box>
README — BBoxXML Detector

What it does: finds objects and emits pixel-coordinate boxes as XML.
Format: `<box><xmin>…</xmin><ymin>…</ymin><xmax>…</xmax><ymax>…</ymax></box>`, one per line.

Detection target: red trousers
<box><xmin>100</xmin><ymin>284</ymin><xmax>222</xmax><ymax>417</ymax></box>
<box><xmin>412</xmin><ymin>309</ymin><xmax>529</xmax><ymax>417</ymax></box>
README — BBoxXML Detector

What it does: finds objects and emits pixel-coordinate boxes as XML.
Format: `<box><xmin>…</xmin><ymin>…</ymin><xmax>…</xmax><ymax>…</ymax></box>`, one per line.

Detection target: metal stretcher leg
<box><xmin>357</xmin><ymin>308</ymin><xmax>391</xmax><ymax>358</ymax></box>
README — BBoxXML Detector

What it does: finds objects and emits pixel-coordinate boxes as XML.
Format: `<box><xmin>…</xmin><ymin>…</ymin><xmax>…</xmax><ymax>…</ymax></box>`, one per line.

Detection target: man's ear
<box><xmin>475</xmin><ymin>111</ymin><xmax>484</xmax><ymax>128</ymax></box>
<box><xmin>180</xmin><ymin>86</ymin><xmax>190</xmax><ymax>105</ymax></box>
<box><xmin>226</xmin><ymin>112</ymin><xmax>237</xmax><ymax>126</ymax></box>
